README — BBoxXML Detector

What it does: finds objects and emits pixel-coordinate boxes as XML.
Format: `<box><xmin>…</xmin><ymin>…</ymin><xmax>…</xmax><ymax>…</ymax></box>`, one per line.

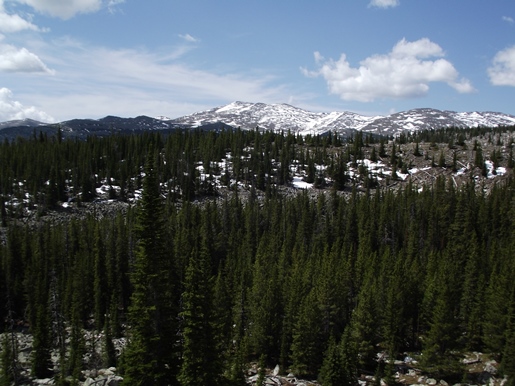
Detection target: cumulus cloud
<box><xmin>488</xmin><ymin>46</ymin><xmax>515</xmax><ymax>86</ymax></box>
<box><xmin>13</xmin><ymin>0</ymin><xmax>102</xmax><ymax>19</ymax></box>
<box><xmin>303</xmin><ymin>38</ymin><xmax>475</xmax><ymax>102</ymax></box>
<box><xmin>0</xmin><ymin>1</ymin><xmax>41</xmax><ymax>33</ymax></box>
<box><xmin>0</xmin><ymin>87</ymin><xmax>54</xmax><ymax>122</ymax></box>
<box><xmin>369</xmin><ymin>0</ymin><xmax>399</xmax><ymax>9</ymax></box>
<box><xmin>0</xmin><ymin>43</ymin><xmax>54</xmax><ymax>73</ymax></box>
<box><xmin>503</xmin><ymin>16</ymin><xmax>514</xmax><ymax>24</ymax></box>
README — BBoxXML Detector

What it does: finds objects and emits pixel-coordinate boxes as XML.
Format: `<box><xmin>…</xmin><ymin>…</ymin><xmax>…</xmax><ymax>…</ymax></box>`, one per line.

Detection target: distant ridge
<box><xmin>1</xmin><ymin>102</ymin><xmax>515</xmax><ymax>140</ymax></box>
<box><xmin>171</xmin><ymin>101</ymin><xmax>515</xmax><ymax>136</ymax></box>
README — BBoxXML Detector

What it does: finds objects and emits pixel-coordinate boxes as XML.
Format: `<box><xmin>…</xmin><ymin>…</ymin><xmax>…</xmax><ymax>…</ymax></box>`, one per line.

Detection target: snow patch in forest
<box><xmin>292</xmin><ymin>176</ymin><xmax>313</xmax><ymax>189</ymax></box>
<box><xmin>485</xmin><ymin>160</ymin><xmax>506</xmax><ymax>179</ymax></box>
<box><xmin>456</xmin><ymin>167</ymin><xmax>467</xmax><ymax>176</ymax></box>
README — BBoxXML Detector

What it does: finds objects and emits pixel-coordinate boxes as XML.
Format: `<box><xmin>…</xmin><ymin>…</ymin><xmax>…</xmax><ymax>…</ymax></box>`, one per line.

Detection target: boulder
<box><xmin>98</xmin><ymin>368</ymin><xmax>115</xmax><ymax>377</ymax></box>
<box><xmin>83</xmin><ymin>379</ymin><xmax>99</xmax><ymax>386</ymax></box>
<box><xmin>33</xmin><ymin>379</ymin><xmax>54</xmax><ymax>385</ymax></box>
<box><xmin>107</xmin><ymin>375</ymin><xmax>123</xmax><ymax>386</ymax></box>
<box><xmin>484</xmin><ymin>361</ymin><xmax>498</xmax><ymax>375</ymax></box>
<box><xmin>265</xmin><ymin>376</ymin><xmax>281</xmax><ymax>385</ymax></box>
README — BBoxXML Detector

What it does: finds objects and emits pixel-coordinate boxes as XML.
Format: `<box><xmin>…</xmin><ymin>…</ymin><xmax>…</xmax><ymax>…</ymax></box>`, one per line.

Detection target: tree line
<box><xmin>1</xmin><ymin>124</ymin><xmax>514</xmax><ymax>219</ymax></box>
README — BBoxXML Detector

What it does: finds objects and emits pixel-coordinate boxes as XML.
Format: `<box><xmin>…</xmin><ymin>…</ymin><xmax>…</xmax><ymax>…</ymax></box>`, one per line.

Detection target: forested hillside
<box><xmin>1</xmin><ymin>127</ymin><xmax>515</xmax><ymax>385</ymax></box>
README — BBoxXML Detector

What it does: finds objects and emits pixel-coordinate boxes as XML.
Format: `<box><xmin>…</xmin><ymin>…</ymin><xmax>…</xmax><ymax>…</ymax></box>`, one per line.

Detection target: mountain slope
<box><xmin>171</xmin><ymin>102</ymin><xmax>515</xmax><ymax>136</ymax></box>
<box><xmin>1</xmin><ymin>102</ymin><xmax>515</xmax><ymax>141</ymax></box>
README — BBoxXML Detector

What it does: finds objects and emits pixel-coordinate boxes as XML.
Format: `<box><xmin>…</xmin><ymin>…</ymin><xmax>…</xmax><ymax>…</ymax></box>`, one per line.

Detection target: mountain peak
<box><xmin>171</xmin><ymin>102</ymin><xmax>515</xmax><ymax>136</ymax></box>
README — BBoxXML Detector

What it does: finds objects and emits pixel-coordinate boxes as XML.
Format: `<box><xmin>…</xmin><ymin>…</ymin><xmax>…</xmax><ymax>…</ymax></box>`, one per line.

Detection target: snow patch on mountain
<box><xmin>171</xmin><ymin>102</ymin><xmax>515</xmax><ymax>136</ymax></box>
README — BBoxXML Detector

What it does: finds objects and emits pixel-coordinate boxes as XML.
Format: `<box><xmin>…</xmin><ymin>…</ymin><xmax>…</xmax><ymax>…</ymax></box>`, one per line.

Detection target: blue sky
<box><xmin>1</xmin><ymin>0</ymin><xmax>515</xmax><ymax>122</ymax></box>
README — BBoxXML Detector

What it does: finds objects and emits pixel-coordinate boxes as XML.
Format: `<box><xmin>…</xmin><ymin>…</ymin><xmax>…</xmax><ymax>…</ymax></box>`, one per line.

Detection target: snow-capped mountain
<box><xmin>1</xmin><ymin>102</ymin><xmax>515</xmax><ymax>141</ymax></box>
<box><xmin>0</xmin><ymin>118</ymin><xmax>47</xmax><ymax>130</ymax></box>
<box><xmin>171</xmin><ymin>101</ymin><xmax>515</xmax><ymax>136</ymax></box>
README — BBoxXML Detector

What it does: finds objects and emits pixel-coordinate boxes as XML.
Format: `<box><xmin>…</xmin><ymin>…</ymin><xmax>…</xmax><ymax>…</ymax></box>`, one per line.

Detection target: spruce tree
<box><xmin>178</xmin><ymin>238</ymin><xmax>220</xmax><ymax>386</ymax></box>
<box><xmin>291</xmin><ymin>289</ymin><xmax>323</xmax><ymax>377</ymax></box>
<box><xmin>123</xmin><ymin>151</ymin><xmax>177</xmax><ymax>385</ymax></box>
<box><xmin>0</xmin><ymin>333</ymin><xmax>16</xmax><ymax>386</ymax></box>
<box><xmin>318</xmin><ymin>336</ymin><xmax>345</xmax><ymax>386</ymax></box>
<box><xmin>32</xmin><ymin>303</ymin><xmax>53</xmax><ymax>379</ymax></box>
<box><xmin>319</xmin><ymin>327</ymin><xmax>356</xmax><ymax>386</ymax></box>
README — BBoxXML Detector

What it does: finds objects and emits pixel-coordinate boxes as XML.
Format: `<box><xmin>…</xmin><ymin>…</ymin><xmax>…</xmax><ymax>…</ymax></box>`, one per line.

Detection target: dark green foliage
<box><xmin>256</xmin><ymin>354</ymin><xmax>266</xmax><ymax>386</ymax></box>
<box><xmin>319</xmin><ymin>328</ymin><xmax>356</xmax><ymax>386</ymax></box>
<box><xmin>318</xmin><ymin>337</ymin><xmax>346</xmax><ymax>386</ymax></box>
<box><xmin>32</xmin><ymin>303</ymin><xmax>53</xmax><ymax>379</ymax></box>
<box><xmin>0</xmin><ymin>127</ymin><xmax>515</xmax><ymax>384</ymax></box>
<box><xmin>291</xmin><ymin>289</ymin><xmax>324</xmax><ymax>377</ymax></box>
<box><xmin>178</xmin><ymin>236</ymin><xmax>220</xmax><ymax>386</ymax></box>
<box><xmin>0</xmin><ymin>334</ymin><xmax>17</xmax><ymax>386</ymax></box>
<box><xmin>502</xmin><ymin>324</ymin><xmax>515</xmax><ymax>386</ymax></box>
<box><xmin>413</xmin><ymin>141</ymin><xmax>421</xmax><ymax>156</ymax></box>
<box><xmin>123</xmin><ymin>153</ymin><xmax>178</xmax><ymax>385</ymax></box>
<box><xmin>475</xmin><ymin>145</ymin><xmax>484</xmax><ymax>169</ymax></box>
<box><xmin>438</xmin><ymin>150</ymin><xmax>446</xmax><ymax>167</ymax></box>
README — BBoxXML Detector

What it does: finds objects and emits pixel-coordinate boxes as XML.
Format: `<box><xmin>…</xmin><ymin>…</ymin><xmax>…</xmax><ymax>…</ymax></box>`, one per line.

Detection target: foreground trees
<box><xmin>1</xmin><ymin>129</ymin><xmax>515</xmax><ymax>384</ymax></box>
<box><xmin>123</xmin><ymin>152</ymin><xmax>178</xmax><ymax>385</ymax></box>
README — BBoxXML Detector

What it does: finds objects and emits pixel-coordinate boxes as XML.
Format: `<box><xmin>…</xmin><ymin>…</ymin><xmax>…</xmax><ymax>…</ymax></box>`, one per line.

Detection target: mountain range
<box><xmin>2</xmin><ymin>101</ymin><xmax>515</xmax><ymax>140</ymax></box>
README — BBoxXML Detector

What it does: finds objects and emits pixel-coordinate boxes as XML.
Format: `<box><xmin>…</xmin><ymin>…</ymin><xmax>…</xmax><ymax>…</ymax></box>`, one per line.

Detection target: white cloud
<box><xmin>0</xmin><ymin>43</ymin><xmax>54</xmax><ymax>72</ymax></box>
<box><xmin>0</xmin><ymin>1</ymin><xmax>41</xmax><ymax>33</ymax></box>
<box><xmin>179</xmin><ymin>34</ymin><xmax>199</xmax><ymax>43</ymax></box>
<box><xmin>106</xmin><ymin>0</ymin><xmax>124</xmax><ymax>14</ymax></box>
<box><xmin>19</xmin><ymin>40</ymin><xmax>288</xmax><ymax>120</ymax></box>
<box><xmin>13</xmin><ymin>0</ymin><xmax>102</xmax><ymax>19</ymax></box>
<box><xmin>488</xmin><ymin>46</ymin><xmax>515</xmax><ymax>86</ymax></box>
<box><xmin>0</xmin><ymin>87</ymin><xmax>54</xmax><ymax>122</ymax></box>
<box><xmin>304</xmin><ymin>38</ymin><xmax>475</xmax><ymax>102</ymax></box>
<box><xmin>369</xmin><ymin>0</ymin><xmax>399</xmax><ymax>9</ymax></box>
<box><xmin>503</xmin><ymin>16</ymin><xmax>514</xmax><ymax>24</ymax></box>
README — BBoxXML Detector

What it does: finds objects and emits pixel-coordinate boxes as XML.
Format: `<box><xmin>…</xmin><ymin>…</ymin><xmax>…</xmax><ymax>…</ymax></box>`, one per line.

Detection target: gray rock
<box><xmin>484</xmin><ymin>363</ymin><xmax>498</xmax><ymax>375</ymax></box>
<box><xmin>107</xmin><ymin>376</ymin><xmax>124</xmax><ymax>386</ymax></box>
<box><xmin>265</xmin><ymin>376</ymin><xmax>281</xmax><ymax>385</ymax></box>
<box><xmin>98</xmin><ymin>368</ymin><xmax>115</xmax><ymax>377</ymax></box>
<box><xmin>33</xmin><ymin>379</ymin><xmax>54</xmax><ymax>385</ymax></box>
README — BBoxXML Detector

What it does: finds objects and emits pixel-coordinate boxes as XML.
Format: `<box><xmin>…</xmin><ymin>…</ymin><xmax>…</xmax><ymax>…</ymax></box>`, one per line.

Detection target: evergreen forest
<box><xmin>0</xmin><ymin>126</ymin><xmax>515</xmax><ymax>385</ymax></box>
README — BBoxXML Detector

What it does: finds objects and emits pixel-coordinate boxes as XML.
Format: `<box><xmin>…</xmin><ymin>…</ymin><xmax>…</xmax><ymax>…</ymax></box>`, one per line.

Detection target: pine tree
<box><xmin>502</xmin><ymin>323</ymin><xmax>515</xmax><ymax>386</ymax></box>
<box><xmin>349</xmin><ymin>271</ymin><xmax>379</xmax><ymax>373</ymax></box>
<box><xmin>413</xmin><ymin>141</ymin><xmax>421</xmax><ymax>156</ymax></box>
<box><xmin>32</xmin><ymin>303</ymin><xmax>53</xmax><ymax>379</ymax></box>
<box><xmin>256</xmin><ymin>354</ymin><xmax>266</xmax><ymax>386</ymax></box>
<box><xmin>123</xmin><ymin>151</ymin><xmax>177</xmax><ymax>385</ymax></box>
<box><xmin>319</xmin><ymin>327</ymin><xmax>356</xmax><ymax>386</ymax></box>
<box><xmin>247</xmin><ymin>242</ymin><xmax>282</xmax><ymax>362</ymax></box>
<box><xmin>318</xmin><ymin>336</ymin><xmax>345</xmax><ymax>386</ymax></box>
<box><xmin>29</xmin><ymin>231</ymin><xmax>54</xmax><ymax>380</ymax></box>
<box><xmin>0</xmin><ymin>333</ymin><xmax>17</xmax><ymax>386</ymax></box>
<box><xmin>178</xmin><ymin>237</ymin><xmax>220</xmax><ymax>386</ymax></box>
<box><xmin>475</xmin><ymin>145</ymin><xmax>484</xmax><ymax>169</ymax></box>
<box><xmin>291</xmin><ymin>289</ymin><xmax>323</xmax><ymax>377</ymax></box>
<box><xmin>421</xmin><ymin>253</ymin><xmax>464</xmax><ymax>377</ymax></box>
